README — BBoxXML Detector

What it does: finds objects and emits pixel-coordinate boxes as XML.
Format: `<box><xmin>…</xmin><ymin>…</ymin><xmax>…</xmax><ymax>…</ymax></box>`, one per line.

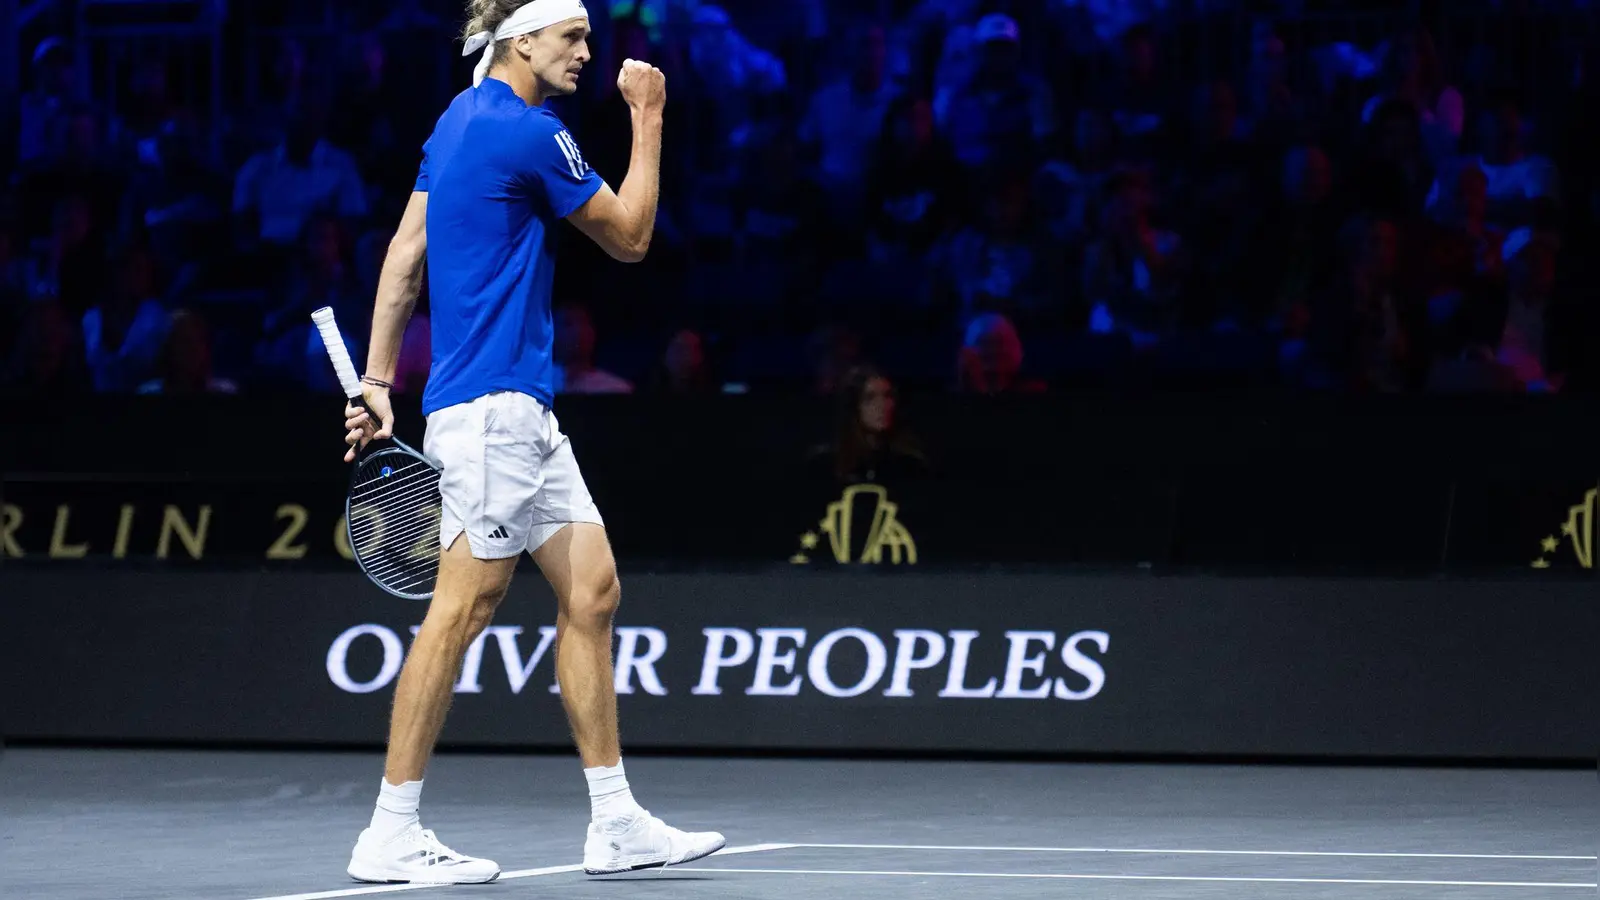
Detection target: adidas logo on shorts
<box><xmin>487</xmin><ymin>526</ymin><xmax>511</xmax><ymax>540</ymax></box>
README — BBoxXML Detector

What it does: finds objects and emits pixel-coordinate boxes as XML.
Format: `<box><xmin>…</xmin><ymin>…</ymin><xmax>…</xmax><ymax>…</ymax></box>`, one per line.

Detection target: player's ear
<box><xmin>513</xmin><ymin>33</ymin><xmax>537</xmax><ymax>62</ymax></box>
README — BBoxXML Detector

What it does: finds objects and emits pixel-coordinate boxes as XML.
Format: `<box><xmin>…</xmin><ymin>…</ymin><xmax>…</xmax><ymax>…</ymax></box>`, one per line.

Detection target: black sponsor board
<box><xmin>5</xmin><ymin>394</ymin><xmax>1600</xmax><ymax>573</ymax></box>
<box><xmin>4</xmin><ymin>570</ymin><xmax>1592</xmax><ymax>760</ymax></box>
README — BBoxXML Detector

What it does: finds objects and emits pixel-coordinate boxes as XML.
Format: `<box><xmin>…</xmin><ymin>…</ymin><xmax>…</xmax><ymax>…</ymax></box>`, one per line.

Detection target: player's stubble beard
<box><xmin>541</xmin><ymin>63</ymin><xmax>581</xmax><ymax>97</ymax></box>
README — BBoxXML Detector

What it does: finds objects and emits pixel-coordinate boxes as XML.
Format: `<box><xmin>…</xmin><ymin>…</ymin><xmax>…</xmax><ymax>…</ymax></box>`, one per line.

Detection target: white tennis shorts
<box><xmin>424</xmin><ymin>390</ymin><xmax>604</xmax><ymax>559</ymax></box>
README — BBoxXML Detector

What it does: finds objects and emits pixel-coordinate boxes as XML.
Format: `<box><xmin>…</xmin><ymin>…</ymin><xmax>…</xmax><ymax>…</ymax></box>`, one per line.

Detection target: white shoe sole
<box><xmin>584</xmin><ymin>835</ymin><xmax>727</xmax><ymax>876</ymax></box>
<box><xmin>347</xmin><ymin>861</ymin><xmax>502</xmax><ymax>885</ymax></box>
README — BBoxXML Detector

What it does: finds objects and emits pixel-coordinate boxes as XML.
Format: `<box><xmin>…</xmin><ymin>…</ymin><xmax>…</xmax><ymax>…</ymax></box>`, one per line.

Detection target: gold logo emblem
<box><xmin>790</xmin><ymin>484</ymin><xmax>917</xmax><ymax>566</ymax></box>
<box><xmin>1531</xmin><ymin>488</ymin><xmax>1594</xmax><ymax>569</ymax></box>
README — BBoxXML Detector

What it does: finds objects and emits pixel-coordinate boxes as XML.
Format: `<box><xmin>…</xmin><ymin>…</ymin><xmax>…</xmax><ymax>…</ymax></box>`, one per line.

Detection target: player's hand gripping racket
<box><xmin>312</xmin><ymin>307</ymin><xmax>441</xmax><ymax>600</ymax></box>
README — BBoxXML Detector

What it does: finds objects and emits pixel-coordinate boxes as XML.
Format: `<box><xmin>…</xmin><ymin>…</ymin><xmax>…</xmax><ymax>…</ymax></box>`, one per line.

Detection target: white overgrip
<box><xmin>311</xmin><ymin>307</ymin><xmax>363</xmax><ymax>399</ymax></box>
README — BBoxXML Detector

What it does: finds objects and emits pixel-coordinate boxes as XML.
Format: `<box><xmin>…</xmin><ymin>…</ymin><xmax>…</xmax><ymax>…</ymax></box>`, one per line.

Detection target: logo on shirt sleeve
<box><xmin>554</xmin><ymin>131</ymin><xmax>590</xmax><ymax>179</ymax></box>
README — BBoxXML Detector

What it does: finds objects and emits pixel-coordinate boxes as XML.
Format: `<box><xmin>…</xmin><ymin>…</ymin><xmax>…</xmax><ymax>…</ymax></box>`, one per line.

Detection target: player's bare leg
<box><xmin>532</xmin><ymin>523</ymin><xmax>725</xmax><ymax>874</ymax></box>
<box><xmin>387</xmin><ymin>538</ymin><xmax>517</xmax><ymax>781</ymax></box>
<box><xmin>533</xmin><ymin>523</ymin><xmax>622</xmax><ymax>767</ymax></box>
<box><xmin>347</xmin><ymin>538</ymin><xmax>512</xmax><ymax>885</ymax></box>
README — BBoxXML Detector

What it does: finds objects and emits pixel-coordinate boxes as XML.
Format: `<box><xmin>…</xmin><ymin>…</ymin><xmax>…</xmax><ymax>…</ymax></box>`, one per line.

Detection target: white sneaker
<box><xmin>583</xmin><ymin>809</ymin><xmax>727</xmax><ymax>875</ymax></box>
<box><xmin>347</xmin><ymin>822</ymin><xmax>501</xmax><ymax>884</ymax></box>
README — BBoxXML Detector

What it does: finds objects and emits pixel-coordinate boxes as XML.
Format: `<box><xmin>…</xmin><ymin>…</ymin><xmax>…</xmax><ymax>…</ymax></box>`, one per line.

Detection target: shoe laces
<box><xmin>412</xmin><ymin>827</ymin><xmax>462</xmax><ymax>861</ymax></box>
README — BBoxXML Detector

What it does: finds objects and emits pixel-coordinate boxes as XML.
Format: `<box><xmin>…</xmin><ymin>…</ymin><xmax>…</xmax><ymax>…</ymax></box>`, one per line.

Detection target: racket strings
<box><xmin>349</xmin><ymin>500</ymin><xmax>439</xmax><ymax>544</ymax></box>
<box><xmin>350</xmin><ymin>450</ymin><xmax>443</xmax><ymax>598</ymax></box>
<box><xmin>351</xmin><ymin>465</ymin><xmax>437</xmax><ymax>494</ymax></box>
<box><xmin>350</xmin><ymin>495</ymin><xmax>441</xmax><ymax>538</ymax></box>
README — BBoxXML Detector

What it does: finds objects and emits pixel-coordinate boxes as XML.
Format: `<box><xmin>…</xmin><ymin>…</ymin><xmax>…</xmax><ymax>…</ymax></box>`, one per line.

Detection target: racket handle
<box><xmin>312</xmin><ymin>306</ymin><xmax>424</xmax><ymax>458</ymax></box>
<box><xmin>313</xmin><ymin>306</ymin><xmax>379</xmax><ymax>448</ymax></box>
<box><xmin>311</xmin><ymin>306</ymin><xmax>363</xmax><ymax>399</ymax></box>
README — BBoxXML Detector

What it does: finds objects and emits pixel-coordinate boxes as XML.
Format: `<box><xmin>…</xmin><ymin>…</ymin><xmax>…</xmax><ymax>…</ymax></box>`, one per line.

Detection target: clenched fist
<box><xmin>617</xmin><ymin>59</ymin><xmax>666</xmax><ymax>115</ymax></box>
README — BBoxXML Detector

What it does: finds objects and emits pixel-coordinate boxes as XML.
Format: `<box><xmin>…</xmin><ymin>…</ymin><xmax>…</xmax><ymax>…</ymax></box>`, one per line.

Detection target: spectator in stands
<box><xmin>82</xmin><ymin>247</ymin><xmax>169</xmax><ymax>393</ymax></box>
<box><xmin>3</xmin><ymin>1</ymin><xmax>1594</xmax><ymax>399</ymax></box>
<box><xmin>235</xmin><ymin>38</ymin><xmax>315</xmax><ymax>154</ymax></box>
<box><xmin>5</xmin><ymin>301</ymin><xmax>90</xmax><ymax>393</ymax></box>
<box><xmin>866</xmin><ymin>94</ymin><xmax>956</xmax><ymax>267</ymax></box>
<box><xmin>553</xmin><ymin>304</ymin><xmax>634</xmax><ymax>394</ymax></box>
<box><xmin>689</xmin><ymin>5</ymin><xmax>788</xmax><ymax>100</ymax></box>
<box><xmin>684</xmin><ymin>4</ymin><xmax>788</xmax><ymax>162</ymax></box>
<box><xmin>1421</xmin><ymin>161</ymin><xmax>1505</xmax><ymax>332</ymax></box>
<box><xmin>1174</xmin><ymin>80</ymin><xmax>1263</xmax><ymax>327</ymax></box>
<box><xmin>1361</xmin><ymin>25</ymin><xmax>1463</xmax><ymax>160</ymax></box>
<box><xmin>253</xmin><ymin>216</ymin><xmax>365</xmax><ymax>392</ymax></box>
<box><xmin>1035</xmin><ymin>108</ymin><xmax>1120</xmax><ymax>250</ymax></box>
<box><xmin>120</xmin><ymin>119</ymin><xmax>227</xmax><ymax>278</ymax></box>
<box><xmin>378</xmin><ymin>0</ymin><xmax>442</xmax><ymax>30</ymax></box>
<box><xmin>138</xmin><ymin>310</ymin><xmax>238</xmax><ymax>394</ymax></box>
<box><xmin>121</xmin><ymin>60</ymin><xmax>190</xmax><ymax>161</ymax></box>
<box><xmin>1096</xmin><ymin>22</ymin><xmax>1168</xmax><ymax>158</ymax></box>
<box><xmin>1251</xmin><ymin>144</ymin><xmax>1340</xmax><ymax>335</ymax></box>
<box><xmin>1240</xmin><ymin>20</ymin><xmax>1299</xmax><ymax>147</ymax></box>
<box><xmin>924</xmin><ymin>7</ymin><xmax>982</xmax><ymax>101</ymax></box>
<box><xmin>18</xmin><ymin>38</ymin><xmax>80</xmax><ymax>166</ymax></box>
<box><xmin>925</xmin><ymin>173</ymin><xmax>1055</xmax><ymax>326</ymax></box>
<box><xmin>646</xmin><ymin>328</ymin><xmax>715</xmax><ymax>394</ymax></box>
<box><xmin>1084</xmin><ymin>168</ymin><xmax>1185</xmax><ymax>348</ymax></box>
<box><xmin>1053</xmin><ymin>0</ymin><xmax>1164</xmax><ymax>53</ymax></box>
<box><xmin>233</xmin><ymin>104</ymin><xmax>368</xmax><ymax>252</ymax></box>
<box><xmin>956</xmin><ymin>312</ymin><xmax>1043</xmax><ymax>394</ymax></box>
<box><xmin>808</xmin><ymin>324</ymin><xmax>863</xmax><ymax>395</ymax></box>
<box><xmin>1352</xmin><ymin>98</ymin><xmax>1434</xmax><ymax>219</ymax></box>
<box><xmin>1427</xmin><ymin>219</ymin><xmax>1570</xmax><ymax>396</ymax></box>
<box><xmin>734</xmin><ymin>123</ymin><xmax>825</xmax><ymax>314</ymax></box>
<box><xmin>292</xmin><ymin>215</ymin><xmax>365</xmax><ymax>326</ymax></box>
<box><xmin>16</xmin><ymin>105</ymin><xmax>125</xmax><ymax>249</ymax></box>
<box><xmin>1295</xmin><ymin>215</ymin><xmax>1423</xmax><ymax>392</ymax></box>
<box><xmin>1493</xmin><ymin>226</ymin><xmax>1563</xmax><ymax>393</ymax></box>
<box><xmin>811</xmin><ymin>364</ymin><xmax>929</xmax><ymax>485</ymax></box>
<box><xmin>331</xmin><ymin>32</ymin><xmax>409</xmax><ymax>200</ymax></box>
<box><xmin>1469</xmin><ymin>99</ymin><xmax>1561</xmax><ymax>229</ymax></box>
<box><xmin>934</xmin><ymin>14</ymin><xmax>1059</xmax><ymax>174</ymax></box>
<box><xmin>31</xmin><ymin>195</ymin><xmax>101</xmax><ymax>319</ymax></box>
<box><xmin>800</xmin><ymin>23</ymin><xmax>896</xmax><ymax>220</ymax></box>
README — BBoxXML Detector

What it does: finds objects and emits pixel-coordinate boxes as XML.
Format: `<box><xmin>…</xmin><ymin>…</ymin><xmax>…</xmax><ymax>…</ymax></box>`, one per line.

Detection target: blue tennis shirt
<box><xmin>415</xmin><ymin>77</ymin><xmax>604</xmax><ymax>415</ymax></box>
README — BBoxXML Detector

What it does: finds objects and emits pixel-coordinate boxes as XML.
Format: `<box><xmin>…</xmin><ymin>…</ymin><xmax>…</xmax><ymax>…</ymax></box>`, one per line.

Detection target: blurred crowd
<box><xmin>4</xmin><ymin>0</ymin><xmax>1600</xmax><ymax>397</ymax></box>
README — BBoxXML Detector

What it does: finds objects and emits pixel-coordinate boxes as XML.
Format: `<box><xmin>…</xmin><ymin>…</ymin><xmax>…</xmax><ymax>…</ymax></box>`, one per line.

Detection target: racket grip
<box><xmin>312</xmin><ymin>306</ymin><xmax>382</xmax><ymax>450</ymax></box>
<box><xmin>311</xmin><ymin>306</ymin><xmax>363</xmax><ymax>400</ymax></box>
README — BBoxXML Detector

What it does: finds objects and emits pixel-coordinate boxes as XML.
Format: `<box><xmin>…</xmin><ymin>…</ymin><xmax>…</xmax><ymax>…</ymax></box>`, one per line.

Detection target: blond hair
<box><xmin>461</xmin><ymin>0</ymin><xmax>526</xmax><ymax>64</ymax></box>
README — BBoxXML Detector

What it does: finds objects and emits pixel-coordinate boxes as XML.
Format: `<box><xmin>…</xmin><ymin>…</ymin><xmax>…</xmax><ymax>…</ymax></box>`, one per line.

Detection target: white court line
<box><xmin>681</xmin><ymin>867</ymin><xmax>1598</xmax><ymax>889</ymax></box>
<box><xmin>243</xmin><ymin>843</ymin><xmax>797</xmax><ymax>900</ymax></box>
<box><xmin>792</xmin><ymin>842</ymin><xmax>1597</xmax><ymax>861</ymax></box>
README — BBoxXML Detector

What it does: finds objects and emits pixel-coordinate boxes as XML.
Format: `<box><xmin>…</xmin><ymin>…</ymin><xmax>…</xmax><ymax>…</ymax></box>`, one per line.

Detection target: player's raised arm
<box><xmin>568</xmin><ymin>59</ymin><xmax>664</xmax><ymax>263</ymax></box>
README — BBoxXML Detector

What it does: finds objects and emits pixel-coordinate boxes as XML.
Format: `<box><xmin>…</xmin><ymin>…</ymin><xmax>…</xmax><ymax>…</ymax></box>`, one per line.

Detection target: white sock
<box><xmin>585</xmin><ymin>760</ymin><xmax>639</xmax><ymax>823</ymax></box>
<box><xmin>369</xmin><ymin>778</ymin><xmax>422</xmax><ymax>838</ymax></box>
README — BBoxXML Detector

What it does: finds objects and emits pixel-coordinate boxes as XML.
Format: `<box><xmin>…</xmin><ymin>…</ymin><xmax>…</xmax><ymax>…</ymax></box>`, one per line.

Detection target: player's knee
<box><xmin>566</xmin><ymin>571</ymin><xmax>620</xmax><ymax>633</ymax></box>
<box><xmin>466</xmin><ymin>585</ymin><xmax>506</xmax><ymax>636</ymax></box>
<box><xmin>427</xmin><ymin>582</ymin><xmax>506</xmax><ymax>641</ymax></box>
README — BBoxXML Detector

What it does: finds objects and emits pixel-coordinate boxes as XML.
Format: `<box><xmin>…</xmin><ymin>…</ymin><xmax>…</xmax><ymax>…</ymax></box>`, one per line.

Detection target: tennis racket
<box><xmin>312</xmin><ymin>307</ymin><xmax>442</xmax><ymax>601</ymax></box>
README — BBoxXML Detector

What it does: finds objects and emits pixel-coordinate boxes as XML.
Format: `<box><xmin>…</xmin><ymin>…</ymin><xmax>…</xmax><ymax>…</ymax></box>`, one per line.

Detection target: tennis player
<box><xmin>338</xmin><ymin>0</ymin><xmax>724</xmax><ymax>884</ymax></box>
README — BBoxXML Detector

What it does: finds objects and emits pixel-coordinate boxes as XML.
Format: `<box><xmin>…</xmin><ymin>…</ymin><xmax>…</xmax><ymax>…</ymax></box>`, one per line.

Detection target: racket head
<box><xmin>346</xmin><ymin>446</ymin><xmax>443</xmax><ymax>601</ymax></box>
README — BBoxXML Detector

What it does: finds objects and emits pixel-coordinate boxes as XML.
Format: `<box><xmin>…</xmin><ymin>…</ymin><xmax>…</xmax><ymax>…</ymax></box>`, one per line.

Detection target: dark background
<box><xmin>5</xmin><ymin>393</ymin><xmax>1600</xmax><ymax>573</ymax></box>
<box><xmin>4</xmin><ymin>570</ymin><xmax>1594</xmax><ymax>760</ymax></box>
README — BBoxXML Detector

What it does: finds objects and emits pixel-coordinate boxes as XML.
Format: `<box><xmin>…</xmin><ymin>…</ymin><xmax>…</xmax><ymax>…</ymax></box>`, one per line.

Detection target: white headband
<box><xmin>462</xmin><ymin>0</ymin><xmax>590</xmax><ymax>87</ymax></box>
